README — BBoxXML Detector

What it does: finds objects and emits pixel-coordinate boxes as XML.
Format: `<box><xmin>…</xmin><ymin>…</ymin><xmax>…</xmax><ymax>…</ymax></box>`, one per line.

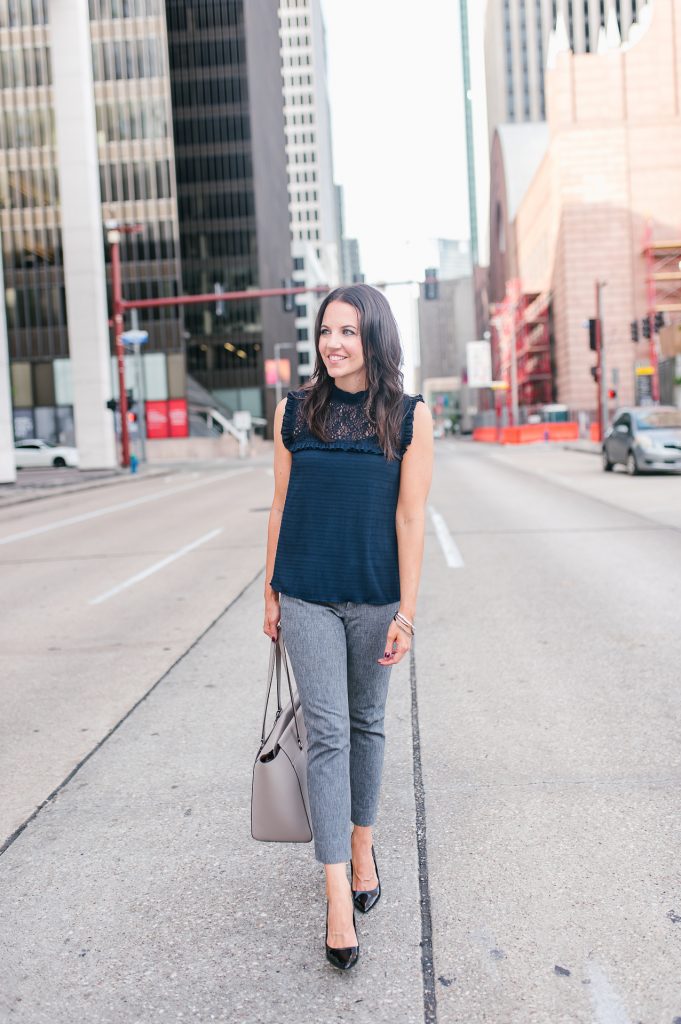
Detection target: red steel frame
<box><xmin>490</xmin><ymin>278</ymin><xmax>552</xmax><ymax>424</ymax></box>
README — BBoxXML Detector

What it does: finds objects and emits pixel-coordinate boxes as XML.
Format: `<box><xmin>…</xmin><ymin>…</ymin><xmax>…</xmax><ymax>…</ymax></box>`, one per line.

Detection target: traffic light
<box><xmin>281</xmin><ymin>279</ymin><xmax>295</xmax><ymax>313</ymax></box>
<box><xmin>630</xmin><ymin>320</ymin><xmax>639</xmax><ymax>342</ymax></box>
<box><xmin>642</xmin><ymin>317</ymin><xmax>651</xmax><ymax>339</ymax></box>
<box><xmin>654</xmin><ymin>311</ymin><xmax>665</xmax><ymax>332</ymax></box>
<box><xmin>607</xmin><ymin>388</ymin><xmax>617</xmax><ymax>400</ymax></box>
<box><xmin>588</xmin><ymin>319</ymin><xmax>598</xmax><ymax>351</ymax></box>
<box><xmin>127</xmin><ymin>409</ymin><xmax>138</xmax><ymax>424</ymax></box>
<box><xmin>590</xmin><ymin>366</ymin><xmax>600</xmax><ymax>383</ymax></box>
<box><xmin>106</xmin><ymin>398</ymin><xmax>118</xmax><ymax>413</ymax></box>
<box><xmin>125</xmin><ymin>388</ymin><xmax>134</xmax><ymax>405</ymax></box>
<box><xmin>424</xmin><ymin>268</ymin><xmax>439</xmax><ymax>301</ymax></box>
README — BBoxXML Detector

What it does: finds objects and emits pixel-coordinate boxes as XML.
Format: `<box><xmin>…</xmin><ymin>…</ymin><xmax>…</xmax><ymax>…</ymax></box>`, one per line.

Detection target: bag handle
<box><xmin>259</xmin><ymin>633</ymin><xmax>303</xmax><ymax>751</ymax></box>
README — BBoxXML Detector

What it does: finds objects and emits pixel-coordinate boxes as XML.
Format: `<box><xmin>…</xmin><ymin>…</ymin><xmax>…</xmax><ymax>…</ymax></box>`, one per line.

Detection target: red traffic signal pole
<box><xmin>106</xmin><ymin>254</ymin><xmax>424</xmax><ymax>468</ymax></box>
<box><xmin>107</xmin><ymin>222</ymin><xmax>143</xmax><ymax>468</ymax></box>
<box><xmin>108</xmin><ymin>231</ymin><xmax>130</xmax><ymax>468</ymax></box>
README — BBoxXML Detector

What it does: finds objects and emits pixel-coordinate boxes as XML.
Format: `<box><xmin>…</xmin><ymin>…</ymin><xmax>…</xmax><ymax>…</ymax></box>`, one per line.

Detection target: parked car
<box><xmin>602</xmin><ymin>406</ymin><xmax>681</xmax><ymax>475</ymax></box>
<box><xmin>14</xmin><ymin>439</ymin><xmax>79</xmax><ymax>469</ymax></box>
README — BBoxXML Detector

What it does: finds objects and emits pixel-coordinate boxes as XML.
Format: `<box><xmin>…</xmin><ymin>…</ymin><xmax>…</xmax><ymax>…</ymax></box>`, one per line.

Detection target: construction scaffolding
<box><xmin>489</xmin><ymin>279</ymin><xmax>553</xmax><ymax>423</ymax></box>
<box><xmin>642</xmin><ymin>223</ymin><xmax>681</xmax><ymax>404</ymax></box>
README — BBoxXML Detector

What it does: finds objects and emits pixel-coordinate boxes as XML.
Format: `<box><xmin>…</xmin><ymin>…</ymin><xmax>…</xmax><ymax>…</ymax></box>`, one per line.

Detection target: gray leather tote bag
<box><xmin>251</xmin><ymin>632</ymin><xmax>312</xmax><ymax>843</ymax></box>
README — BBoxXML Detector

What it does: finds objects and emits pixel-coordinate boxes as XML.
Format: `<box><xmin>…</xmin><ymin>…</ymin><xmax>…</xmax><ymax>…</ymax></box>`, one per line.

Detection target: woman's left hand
<box><xmin>377</xmin><ymin>617</ymin><xmax>411</xmax><ymax>666</ymax></box>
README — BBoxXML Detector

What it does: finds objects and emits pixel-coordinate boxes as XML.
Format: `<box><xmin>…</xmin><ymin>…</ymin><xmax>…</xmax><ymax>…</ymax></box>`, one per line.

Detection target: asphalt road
<box><xmin>1</xmin><ymin>441</ymin><xmax>679</xmax><ymax>1024</ymax></box>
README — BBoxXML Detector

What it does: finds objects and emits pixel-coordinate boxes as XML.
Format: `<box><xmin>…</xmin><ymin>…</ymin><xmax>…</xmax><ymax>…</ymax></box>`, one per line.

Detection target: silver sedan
<box><xmin>603</xmin><ymin>406</ymin><xmax>681</xmax><ymax>475</ymax></box>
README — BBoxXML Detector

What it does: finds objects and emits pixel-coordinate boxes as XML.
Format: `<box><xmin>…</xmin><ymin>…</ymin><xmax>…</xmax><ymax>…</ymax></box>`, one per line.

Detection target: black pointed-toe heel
<box><xmin>325</xmin><ymin>900</ymin><xmax>359</xmax><ymax>971</ymax></box>
<box><xmin>351</xmin><ymin>844</ymin><xmax>381</xmax><ymax>914</ymax></box>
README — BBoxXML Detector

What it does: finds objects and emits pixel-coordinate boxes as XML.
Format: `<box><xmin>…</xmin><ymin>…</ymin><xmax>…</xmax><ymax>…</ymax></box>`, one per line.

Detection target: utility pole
<box><xmin>595</xmin><ymin>281</ymin><xmax>607</xmax><ymax>442</ymax></box>
<box><xmin>459</xmin><ymin>0</ymin><xmax>478</xmax><ymax>266</ymax></box>
<box><xmin>510</xmin><ymin>296</ymin><xmax>519</xmax><ymax>426</ymax></box>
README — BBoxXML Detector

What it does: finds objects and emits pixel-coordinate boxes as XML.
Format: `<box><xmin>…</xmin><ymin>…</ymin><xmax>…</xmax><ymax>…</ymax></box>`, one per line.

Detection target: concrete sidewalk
<box><xmin>0</xmin><ymin>571</ymin><xmax>425</xmax><ymax>1024</ymax></box>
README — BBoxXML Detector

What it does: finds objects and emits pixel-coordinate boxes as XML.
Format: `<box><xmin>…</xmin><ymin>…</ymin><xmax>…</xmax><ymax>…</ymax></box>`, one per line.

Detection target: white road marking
<box><xmin>89</xmin><ymin>528</ymin><xmax>223</xmax><ymax>606</ymax></box>
<box><xmin>0</xmin><ymin>469</ymin><xmax>252</xmax><ymax>548</ymax></box>
<box><xmin>428</xmin><ymin>504</ymin><xmax>465</xmax><ymax>568</ymax></box>
<box><xmin>585</xmin><ymin>960</ymin><xmax>632</xmax><ymax>1024</ymax></box>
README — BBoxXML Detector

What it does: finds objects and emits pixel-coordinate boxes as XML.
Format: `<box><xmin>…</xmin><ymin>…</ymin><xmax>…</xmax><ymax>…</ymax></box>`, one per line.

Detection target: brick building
<box><xmin>488</xmin><ymin>0</ymin><xmax>681</xmax><ymax>414</ymax></box>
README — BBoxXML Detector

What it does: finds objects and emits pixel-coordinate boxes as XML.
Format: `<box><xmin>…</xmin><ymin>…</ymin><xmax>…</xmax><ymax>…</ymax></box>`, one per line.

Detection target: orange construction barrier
<box><xmin>473</xmin><ymin>422</ymin><xmax>580</xmax><ymax>444</ymax></box>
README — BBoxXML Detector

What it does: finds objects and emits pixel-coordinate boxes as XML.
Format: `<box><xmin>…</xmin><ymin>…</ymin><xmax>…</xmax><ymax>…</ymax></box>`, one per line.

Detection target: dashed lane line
<box><xmin>89</xmin><ymin>528</ymin><xmax>223</xmax><ymax>605</ymax></box>
<box><xmin>428</xmin><ymin>504</ymin><xmax>465</xmax><ymax>568</ymax></box>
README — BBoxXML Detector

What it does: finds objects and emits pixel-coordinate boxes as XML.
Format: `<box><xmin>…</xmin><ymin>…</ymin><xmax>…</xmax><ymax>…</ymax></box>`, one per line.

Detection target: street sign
<box><xmin>466</xmin><ymin>340</ymin><xmax>492</xmax><ymax>388</ymax></box>
<box><xmin>635</xmin><ymin>363</ymin><xmax>654</xmax><ymax>405</ymax></box>
<box><xmin>121</xmin><ymin>330</ymin><xmax>149</xmax><ymax>345</ymax></box>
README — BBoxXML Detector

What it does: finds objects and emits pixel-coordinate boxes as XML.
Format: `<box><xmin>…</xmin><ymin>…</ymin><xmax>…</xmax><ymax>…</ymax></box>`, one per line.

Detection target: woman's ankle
<box><xmin>351</xmin><ymin>824</ymin><xmax>373</xmax><ymax>850</ymax></box>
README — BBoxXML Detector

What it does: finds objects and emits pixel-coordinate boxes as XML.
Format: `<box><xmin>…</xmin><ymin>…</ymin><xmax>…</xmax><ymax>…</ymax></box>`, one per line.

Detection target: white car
<box><xmin>14</xmin><ymin>439</ymin><xmax>80</xmax><ymax>469</ymax></box>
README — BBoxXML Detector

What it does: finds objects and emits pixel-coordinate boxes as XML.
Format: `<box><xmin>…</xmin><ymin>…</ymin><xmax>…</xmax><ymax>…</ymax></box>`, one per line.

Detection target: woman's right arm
<box><xmin>263</xmin><ymin>397</ymin><xmax>292</xmax><ymax>640</ymax></box>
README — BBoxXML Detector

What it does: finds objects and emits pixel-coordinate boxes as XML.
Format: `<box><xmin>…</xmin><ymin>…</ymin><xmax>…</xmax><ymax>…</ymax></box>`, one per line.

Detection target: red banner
<box><xmin>168</xmin><ymin>399</ymin><xmax>188</xmax><ymax>437</ymax></box>
<box><xmin>145</xmin><ymin>400</ymin><xmax>169</xmax><ymax>438</ymax></box>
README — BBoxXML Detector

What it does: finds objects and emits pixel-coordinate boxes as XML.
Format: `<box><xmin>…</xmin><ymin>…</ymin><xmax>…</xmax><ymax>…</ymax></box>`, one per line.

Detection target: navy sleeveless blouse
<box><xmin>270</xmin><ymin>382</ymin><xmax>425</xmax><ymax>605</ymax></box>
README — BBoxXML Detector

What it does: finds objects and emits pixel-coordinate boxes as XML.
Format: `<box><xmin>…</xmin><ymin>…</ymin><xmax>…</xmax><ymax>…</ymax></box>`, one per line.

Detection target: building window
<box><xmin>298</xmin><ymin>350</ymin><xmax>310</xmax><ymax>365</ymax></box>
<box><xmin>296</xmin><ymin>327</ymin><xmax>308</xmax><ymax>341</ymax></box>
<box><xmin>293</xmin><ymin>256</ymin><xmax>304</xmax><ymax>270</ymax></box>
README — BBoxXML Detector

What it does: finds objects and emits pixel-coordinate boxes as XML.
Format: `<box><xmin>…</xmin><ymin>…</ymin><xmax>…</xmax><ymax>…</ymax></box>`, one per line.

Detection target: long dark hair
<box><xmin>298</xmin><ymin>284</ymin><xmax>406</xmax><ymax>461</ymax></box>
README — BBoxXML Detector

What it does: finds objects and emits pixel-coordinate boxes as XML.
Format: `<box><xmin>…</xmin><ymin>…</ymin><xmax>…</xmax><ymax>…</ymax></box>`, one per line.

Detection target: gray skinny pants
<box><xmin>278</xmin><ymin>593</ymin><xmax>400</xmax><ymax>864</ymax></box>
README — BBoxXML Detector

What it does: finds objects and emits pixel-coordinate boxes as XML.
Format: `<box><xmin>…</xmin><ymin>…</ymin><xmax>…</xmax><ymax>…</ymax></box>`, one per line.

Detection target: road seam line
<box><xmin>88</xmin><ymin>528</ymin><xmax>223</xmax><ymax>605</ymax></box>
<box><xmin>0</xmin><ymin>468</ymin><xmax>252</xmax><ymax>547</ymax></box>
<box><xmin>428</xmin><ymin>504</ymin><xmax>464</xmax><ymax>568</ymax></box>
<box><xmin>0</xmin><ymin>565</ymin><xmax>266</xmax><ymax>858</ymax></box>
<box><xmin>410</xmin><ymin>639</ymin><xmax>438</xmax><ymax>1024</ymax></box>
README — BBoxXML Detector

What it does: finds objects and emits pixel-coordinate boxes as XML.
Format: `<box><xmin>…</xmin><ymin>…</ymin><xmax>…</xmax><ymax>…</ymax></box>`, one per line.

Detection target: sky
<box><xmin>320</xmin><ymin>0</ymin><xmax>488</xmax><ymax>284</ymax></box>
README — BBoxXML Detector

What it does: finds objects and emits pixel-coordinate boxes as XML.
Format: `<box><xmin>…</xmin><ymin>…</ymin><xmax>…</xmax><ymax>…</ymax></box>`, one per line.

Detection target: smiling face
<box><xmin>318</xmin><ymin>301</ymin><xmax>367</xmax><ymax>390</ymax></box>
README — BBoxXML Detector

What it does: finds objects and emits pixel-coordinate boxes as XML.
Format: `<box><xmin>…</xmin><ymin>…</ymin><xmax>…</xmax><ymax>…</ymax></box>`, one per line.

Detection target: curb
<box><xmin>0</xmin><ymin>466</ymin><xmax>181</xmax><ymax>510</ymax></box>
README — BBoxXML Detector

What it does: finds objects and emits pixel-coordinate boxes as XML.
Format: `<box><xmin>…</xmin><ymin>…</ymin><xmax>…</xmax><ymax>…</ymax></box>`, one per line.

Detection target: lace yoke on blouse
<box><xmin>281</xmin><ymin>385</ymin><xmax>423</xmax><ymax>460</ymax></box>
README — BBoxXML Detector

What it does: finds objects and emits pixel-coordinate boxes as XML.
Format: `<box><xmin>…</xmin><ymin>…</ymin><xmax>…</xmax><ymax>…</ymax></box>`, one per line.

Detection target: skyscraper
<box><xmin>2</xmin><ymin>0</ymin><xmax>184</xmax><ymax>443</ymax></box>
<box><xmin>278</xmin><ymin>0</ymin><xmax>340</xmax><ymax>382</ymax></box>
<box><xmin>484</xmin><ymin>0</ymin><xmax>639</xmax><ymax>141</ymax></box>
<box><xmin>166</xmin><ymin>0</ymin><xmax>295</xmax><ymax>426</ymax></box>
<box><xmin>2</xmin><ymin>0</ymin><xmax>297</xmax><ymax>443</ymax></box>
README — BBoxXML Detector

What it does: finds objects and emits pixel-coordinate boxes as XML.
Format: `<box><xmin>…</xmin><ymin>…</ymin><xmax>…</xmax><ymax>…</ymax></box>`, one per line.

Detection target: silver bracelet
<box><xmin>393</xmin><ymin>610</ymin><xmax>415</xmax><ymax>635</ymax></box>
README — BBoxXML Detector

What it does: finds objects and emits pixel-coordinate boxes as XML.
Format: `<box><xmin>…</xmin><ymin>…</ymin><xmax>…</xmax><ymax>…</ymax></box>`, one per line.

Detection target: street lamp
<box><xmin>274</xmin><ymin>342</ymin><xmax>294</xmax><ymax>408</ymax></box>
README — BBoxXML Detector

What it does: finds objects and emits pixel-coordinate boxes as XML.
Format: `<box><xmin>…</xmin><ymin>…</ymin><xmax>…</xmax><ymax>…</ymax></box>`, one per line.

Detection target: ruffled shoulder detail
<box><xmin>401</xmin><ymin>393</ymin><xmax>425</xmax><ymax>454</ymax></box>
<box><xmin>287</xmin><ymin>436</ymin><xmax>386</xmax><ymax>457</ymax></box>
<box><xmin>281</xmin><ymin>390</ymin><xmax>306</xmax><ymax>450</ymax></box>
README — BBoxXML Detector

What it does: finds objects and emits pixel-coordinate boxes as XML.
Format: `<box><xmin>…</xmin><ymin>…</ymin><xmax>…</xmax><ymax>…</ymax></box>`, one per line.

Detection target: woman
<box><xmin>262</xmin><ymin>283</ymin><xmax>433</xmax><ymax>970</ymax></box>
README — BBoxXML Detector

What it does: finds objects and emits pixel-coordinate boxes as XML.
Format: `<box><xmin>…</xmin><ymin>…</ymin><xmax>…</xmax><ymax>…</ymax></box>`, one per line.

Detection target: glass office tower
<box><xmin>2</xmin><ymin>0</ymin><xmax>295</xmax><ymax>441</ymax></box>
<box><xmin>166</xmin><ymin>0</ymin><xmax>296</xmax><ymax>423</ymax></box>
